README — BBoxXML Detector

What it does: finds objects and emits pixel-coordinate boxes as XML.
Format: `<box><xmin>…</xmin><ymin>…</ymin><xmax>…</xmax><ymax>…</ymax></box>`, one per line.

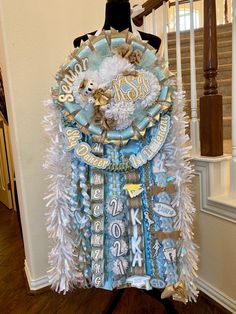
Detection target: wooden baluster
<box><xmin>200</xmin><ymin>0</ymin><xmax>223</xmax><ymax>156</ymax></box>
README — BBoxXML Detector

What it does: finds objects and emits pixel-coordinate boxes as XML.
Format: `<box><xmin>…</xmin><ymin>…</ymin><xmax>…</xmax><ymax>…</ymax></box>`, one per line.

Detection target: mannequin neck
<box><xmin>103</xmin><ymin>2</ymin><xmax>132</xmax><ymax>32</ymax></box>
<box><xmin>73</xmin><ymin>0</ymin><xmax>161</xmax><ymax>51</ymax></box>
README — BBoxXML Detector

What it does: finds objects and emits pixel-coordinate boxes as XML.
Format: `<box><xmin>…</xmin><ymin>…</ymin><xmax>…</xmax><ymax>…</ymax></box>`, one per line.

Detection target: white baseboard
<box><xmin>198</xmin><ymin>277</ymin><xmax>236</xmax><ymax>314</ymax></box>
<box><xmin>24</xmin><ymin>261</ymin><xmax>236</xmax><ymax>313</ymax></box>
<box><xmin>24</xmin><ymin>259</ymin><xmax>49</xmax><ymax>291</ymax></box>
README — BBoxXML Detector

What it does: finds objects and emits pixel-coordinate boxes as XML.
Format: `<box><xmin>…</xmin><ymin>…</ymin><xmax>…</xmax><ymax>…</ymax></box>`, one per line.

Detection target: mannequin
<box><xmin>73</xmin><ymin>0</ymin><xmax>161</xmax><ymax>51</ymax></box>
<box><xmin>45</xmin><ymin>0</ymin><xmax>197</xmax><ymax>306</ymax></box>
<box><xmin>73</xmin><ymin>5</ymin><xmax>173</xmax><ymax>313</ymax></box>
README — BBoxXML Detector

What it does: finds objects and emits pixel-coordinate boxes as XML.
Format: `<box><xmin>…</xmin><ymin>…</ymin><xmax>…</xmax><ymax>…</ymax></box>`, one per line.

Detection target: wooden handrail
<box><xmin>132</xmin><ymin>0</ymin><xmax>201</xmax><ymax>26</ymax></box>
<box><xmin>133</xmin><ymin>0</ymin><xmax>230</xmax><ymax>27</ymax></box>
<box><xmin>133</xmin><ymin>0</ymin><xmax>168</xmax><ymax>27</ymax></box>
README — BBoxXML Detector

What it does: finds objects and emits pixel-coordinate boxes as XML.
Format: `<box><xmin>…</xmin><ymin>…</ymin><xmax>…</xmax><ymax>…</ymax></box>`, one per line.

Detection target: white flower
<box><xmin>98</xmin><ymin>55</ymin><xmax>135</xmax><ymax>84</ymax></box>
<box><xmin>103</xmin><ymin>101</ymin><xmax>135</xmax><ymax>130</ymax></box>
<box><xmin>140</xmin><ymin>71</ymin><xmax>161</xmax><ymax>108</ymax></box>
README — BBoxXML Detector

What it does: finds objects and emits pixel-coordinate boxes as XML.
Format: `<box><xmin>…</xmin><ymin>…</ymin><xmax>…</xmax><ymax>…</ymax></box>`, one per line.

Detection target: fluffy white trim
<box><xmin>140</xmin><ymin>71</ymin><xmax>161</xmax><ymax>108</ymax></box>
<box><xmin>43</xmin><ymin>100</ymin><xmax>80</xmax><ymax>294</ymax></box>
<box><xmin>163</xmin><ymin>91</ymin><xmax>199</xmax><ymax>302</ymax></box>
<box><xmin>103</xmin><ymin>101</ymin><xmax>135</xmax><ymax>130</ymax></box>
<box><xmin>98</xmin><ymin>55</ymin><xmax>135</xmax><ymax>85</ymax></box>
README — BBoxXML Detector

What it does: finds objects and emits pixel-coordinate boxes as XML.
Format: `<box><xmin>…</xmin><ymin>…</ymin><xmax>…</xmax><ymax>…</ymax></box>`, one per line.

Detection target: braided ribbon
<box><xmin>78</xmin><ymin>159</ymin><xmax>92</xmax><ymax>286</ymax></box>
<box><xmin>78</xmin><ymin>163</ymin><xmax>91</xmax><ymax>216</ymax></box>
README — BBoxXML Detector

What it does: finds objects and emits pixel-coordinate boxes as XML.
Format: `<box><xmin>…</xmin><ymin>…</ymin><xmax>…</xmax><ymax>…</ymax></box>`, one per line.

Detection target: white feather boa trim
<box><xmin>163</xmin><ymin>91</ymin><xmax>199</xmax><ymax>302</ymax></box>
<box><xmin>43</xmin><ymin>100</ymin><xmax>80</xmax><ymax>294</ymax></box>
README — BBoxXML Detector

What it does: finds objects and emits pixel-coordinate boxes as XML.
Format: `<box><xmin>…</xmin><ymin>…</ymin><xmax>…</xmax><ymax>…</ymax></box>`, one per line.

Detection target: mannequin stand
<box><xmin>106</xmin><ymin>288</ymin><xmax>178</xmax><ymax>314</ymax></box>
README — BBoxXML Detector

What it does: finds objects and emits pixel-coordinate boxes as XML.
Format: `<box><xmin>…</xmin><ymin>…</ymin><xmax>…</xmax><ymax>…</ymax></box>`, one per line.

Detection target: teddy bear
<box><xmin>79</xmin><ymin>79</ymin><xmax>116</xmax><ymax>130</ymax></box>
<box><xmin>79</xmin><ymin>79</ymin><xmax>97</xmax><ymax>104</ymax></box>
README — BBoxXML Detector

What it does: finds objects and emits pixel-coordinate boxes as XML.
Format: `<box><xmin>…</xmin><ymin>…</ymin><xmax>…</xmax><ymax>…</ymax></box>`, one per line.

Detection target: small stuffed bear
<box><xmin>79</xmin><ymin>79</ymin><xmax>97</xmax><ymax>97</ymax></box>
<box><xmin>79</xmin><ymin>79</ymin><xmax>97</xmax><ymax>105</ymax></box>
<box><xmin>79</xmin><ymin>79</ymin><xmax>116</xmax><ymax>130</ymax></box>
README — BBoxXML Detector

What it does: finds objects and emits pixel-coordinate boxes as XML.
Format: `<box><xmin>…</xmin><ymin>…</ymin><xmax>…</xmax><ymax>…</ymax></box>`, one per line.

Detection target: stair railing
<box><xmin>133</xmin><ymin>0</ymin><xmax>200</xmax><ymax>155</ymax></box>
<box><xmin>133</xmin><ymin>0</ymin><xmax>236</xmax><ymax>215</ymax></box>
<box><xmin>133</xmin><ymin>0</ymin><xmax>236</xmax><ymax>158</ymax></box>
<box><xmin>133</xmin><ymin>0</ymin><xmax>168</xmax><ymax>27</ymax></box>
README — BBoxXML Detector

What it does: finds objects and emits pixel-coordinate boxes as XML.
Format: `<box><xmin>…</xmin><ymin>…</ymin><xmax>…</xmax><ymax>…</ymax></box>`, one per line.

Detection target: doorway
<box><xmin>0</xmin><ymin>68</ymin><xmax>16</xmax><ymax>210</ymax></box>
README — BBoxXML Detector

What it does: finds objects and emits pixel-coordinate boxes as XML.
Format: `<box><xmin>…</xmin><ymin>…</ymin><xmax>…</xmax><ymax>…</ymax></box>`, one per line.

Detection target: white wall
<box><xmin>193</xmin><ymin>176</ymin><xmax>236</xmax><ymax>303</ymax></box>
<box><xmin>0</xmin><ymin>0</ymin><xmax>106</xmax><ymax>284</ymax></box>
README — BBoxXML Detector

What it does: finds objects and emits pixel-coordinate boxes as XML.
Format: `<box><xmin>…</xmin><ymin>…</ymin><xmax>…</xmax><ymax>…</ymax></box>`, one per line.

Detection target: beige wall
<box><xmin>0</xmin><ymin>0</ymin><xmax>106</xmax><ymax>281</ymax></box>
<box><xmin>193</xmin><ymin>176</ymin><xmax>236</xmax><ymax>301</ymax></box>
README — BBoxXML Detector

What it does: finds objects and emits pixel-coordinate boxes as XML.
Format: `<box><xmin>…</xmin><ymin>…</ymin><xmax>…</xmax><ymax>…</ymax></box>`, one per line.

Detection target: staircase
<box><xmin>167</xmin><ymin>23</ymin><xmax>232</xmax><ymax>154</ymax></box>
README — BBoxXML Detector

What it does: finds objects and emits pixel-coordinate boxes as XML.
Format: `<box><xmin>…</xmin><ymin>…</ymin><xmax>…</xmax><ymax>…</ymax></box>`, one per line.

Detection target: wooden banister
<box><xmin>200</xmin><ymin>0</ymin><xmax>223</xmax><ymax>156</ymax></box>
<box><xmin>132</xmin><ymin>0</ymin><xmax>202</xmax><ymax>26</ymax></box>
<box><xmin>133</xmin><ymin>0</ymin><xmax>168</xmax><ymax>27</ymax></box>
<box><xmin>133</xmin><ymin>0</ymin><xmax>224</xmax><ymax>156</ymax></box>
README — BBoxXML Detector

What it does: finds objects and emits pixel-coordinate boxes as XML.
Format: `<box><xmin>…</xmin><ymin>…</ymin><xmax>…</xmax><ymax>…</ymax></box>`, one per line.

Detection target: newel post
<box><xmin>200</xmin><ymin>0</ymin><xmax>223</xmax><ymax>156</ymax></box>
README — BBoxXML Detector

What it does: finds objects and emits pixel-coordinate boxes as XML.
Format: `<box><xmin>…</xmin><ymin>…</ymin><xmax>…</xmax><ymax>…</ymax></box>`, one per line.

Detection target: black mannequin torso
<box><xmin>73</xmin><ymin>0</ymin><xmax>161</xmax><ymax>51</ymax></box>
